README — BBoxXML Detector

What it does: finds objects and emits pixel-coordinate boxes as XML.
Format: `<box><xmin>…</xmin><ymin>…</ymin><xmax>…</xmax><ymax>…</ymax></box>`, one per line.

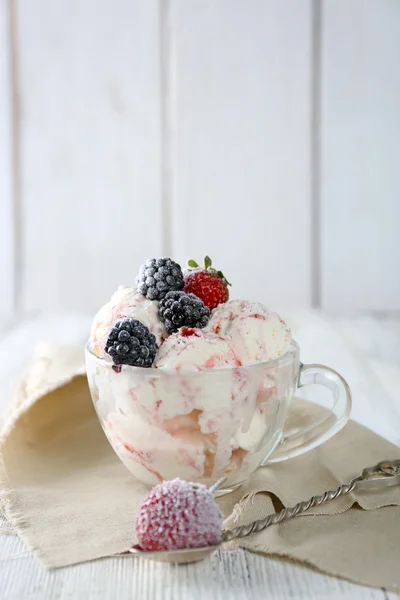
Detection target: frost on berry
<box><xmin>136</xmin><ymin>478</ymin><xmax>223</xmax><ymax>551</ymax></box>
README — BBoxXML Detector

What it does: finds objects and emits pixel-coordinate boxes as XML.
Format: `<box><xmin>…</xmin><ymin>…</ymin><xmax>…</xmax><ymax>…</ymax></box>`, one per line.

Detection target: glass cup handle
<box><xmin>268</xmin><ymin>363</ymin><xmax>352</xmax><ymax>463</ymax></box>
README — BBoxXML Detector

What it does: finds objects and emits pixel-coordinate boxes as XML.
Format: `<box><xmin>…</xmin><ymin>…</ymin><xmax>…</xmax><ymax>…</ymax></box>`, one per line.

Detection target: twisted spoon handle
<box><xmin>222</xmin><ymin>459</ymin><xmax>400</xmax><ymax>543</ymax></box>
<box><xmin>222</xmin><ymin>480</ymin><xmax>357</xmax><ymax>542</ymax></box>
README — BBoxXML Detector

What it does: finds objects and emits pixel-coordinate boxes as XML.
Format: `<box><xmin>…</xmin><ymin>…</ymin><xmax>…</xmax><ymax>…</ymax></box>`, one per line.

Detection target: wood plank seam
<box><xmin>8</xmin><ymin>0</ymin><xmax>22</xmax><ymax>314</ymax></box>
<box><xmin>159</xmin><ymin>0</ymin><xmax>173</xmax><ymax>258</ymax></box>
<box><xmin>0</xmin><ymin>1</ymin><xmax>14</xmax><ymax>315</ymax></box>
<box><xmin>311</xmin><ymin>0</ymin><xmax>322</xmax><ymax>309</ymax></box>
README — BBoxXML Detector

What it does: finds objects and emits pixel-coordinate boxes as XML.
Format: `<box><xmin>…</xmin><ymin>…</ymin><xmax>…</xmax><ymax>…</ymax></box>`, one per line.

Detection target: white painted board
<box><xmin>0</xmin><ymin>536</ymin><xmax>394</xmax><ymax>599</ymax></box>
<box><xmin>17</xmin><ymin>0</ymin><xmax>163</xmax><ymax>312</ymax></box>
<box><xmin>169</xmin><ymin>0</ymin><xmax>313</xmax><ymax>308</ymax></box>
<box><xmin>320</xmin><ymin>0</ymin><xmax>400</xmax><ymax>310</ymax></box>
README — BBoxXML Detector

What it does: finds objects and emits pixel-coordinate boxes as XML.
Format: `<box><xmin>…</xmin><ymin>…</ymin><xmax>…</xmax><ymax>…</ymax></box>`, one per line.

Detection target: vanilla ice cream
<box><xmin>87</xmin><ymin>282</ymin><xmax>297</xmax><ymax>489</ymax></box>
<box><xmin>90</xmin><ymin>286</ymin><xmax>166</xmax><ymax>357</ymax></box>
<box><xmin>89</xmin><ymin>327</ymin><xmax>274</xmax><ymax>485</ymax></box>
<box><xmin>154</xmin><ymin>328</ymin><xmax>239</xmax><ymax>371</ymax></box>
<box><xmin>205</xmin><ymin>300</ymin><xmax>292</xmax><ymax>365</ymax></box>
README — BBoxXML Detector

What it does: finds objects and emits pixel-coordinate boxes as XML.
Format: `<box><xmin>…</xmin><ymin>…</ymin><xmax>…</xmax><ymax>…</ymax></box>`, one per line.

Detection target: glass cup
<box><xmin>85</xmin><ymin>340</ymin><xmax>351</xmax><ymax>494</ymax></box>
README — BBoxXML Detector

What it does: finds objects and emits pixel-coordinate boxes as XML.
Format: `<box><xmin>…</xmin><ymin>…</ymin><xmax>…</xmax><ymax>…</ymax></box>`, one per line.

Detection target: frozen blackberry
<box><xmin>136</xmin><ymin>258</ymin><xmax>184</xmax><ymax>301</ymax></box>
<box><xmin>105</xmin><ymin>318</ymin><xmax>158</xmax><ymax>367</ymax></box>
<box><xmin>159</xmin><ymin>291</ymin><xmax>211</xmax><ymax>334</ymax></box>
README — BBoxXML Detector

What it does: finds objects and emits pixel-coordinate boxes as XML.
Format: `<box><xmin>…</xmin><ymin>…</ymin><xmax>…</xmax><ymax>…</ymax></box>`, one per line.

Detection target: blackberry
<box><xmin>159</xmin><ymin>291</ymin><xmax>211</xmax><ymax>334</ymax></box>
<box><xmin>136</xmin><ymin>257</ymin><xmax>184</xmax><ymax>301</ymax></box>
<box><xmin>105</xmin><ymin>318</ymin><xmax>158</xmax><ymax>367</ymax></box>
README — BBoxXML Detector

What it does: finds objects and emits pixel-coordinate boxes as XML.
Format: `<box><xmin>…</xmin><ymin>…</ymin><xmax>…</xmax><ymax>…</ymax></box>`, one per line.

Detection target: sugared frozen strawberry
<box><xmin>136</xmin><ymin>478</ymin><xmax>223</xmax><ymax>551</ymax></box>
<box><xmin>184</xmin><ymin>256</ymin><xmax>230</xmax><ymax>310</ymax></box>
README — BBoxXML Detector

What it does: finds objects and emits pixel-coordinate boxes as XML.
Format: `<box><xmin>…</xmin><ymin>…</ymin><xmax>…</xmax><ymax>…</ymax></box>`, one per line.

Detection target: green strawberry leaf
<box><xmin>217</xmin><ymin>270</ymin><xmax>231</xmax><ymax>286</ymax></box>
<box><xmin>188</xmin><ymin>259</ymin><xmax>199</xmax><ymax>268</ymax></box>
<box><xmin>204</xmin><ymin>256</ymin><xmax>212</xmax><ymax>269</ymax></box>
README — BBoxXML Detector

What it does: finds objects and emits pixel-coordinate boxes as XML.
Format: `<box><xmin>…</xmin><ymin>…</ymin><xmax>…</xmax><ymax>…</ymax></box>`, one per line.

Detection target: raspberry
<box><xmin>184</xmin><ymin>256</ymin><xmax>230</xmax><ymax>310</ymax></box>
<box><xmin>105</xmin><ymin>318</ymin><xmax>158</xmax><ymax>367</ymax></box>
<box><xmin>159</xmin><ymin>291</ymin><xmax>210</xmax><ymax>334</ymax></box>
<box><xmin>136</xmin><ymin>478</ymin><xmax>223</xmax><ymax>551</ymax></box>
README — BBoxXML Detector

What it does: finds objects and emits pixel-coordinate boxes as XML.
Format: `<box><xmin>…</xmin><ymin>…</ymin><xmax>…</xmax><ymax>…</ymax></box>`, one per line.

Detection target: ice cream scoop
<box><xmin>90</xmin><ymin>286</ymin><xmax>166</xmax><ymax>357</ymax></box>
<box><xmin>205</xmin><ymin>300</ymin><xmax>292</xmax><ymax>365</ymax></box>
<box><xmin>154</xmin><ymin>327</ymin><xmax>240</xmax><ymax>371</ymax></box>
<box><xmin>96</xmin><ymin>328</ymin><xmax>254</xmax><ymax>485</ymax></box>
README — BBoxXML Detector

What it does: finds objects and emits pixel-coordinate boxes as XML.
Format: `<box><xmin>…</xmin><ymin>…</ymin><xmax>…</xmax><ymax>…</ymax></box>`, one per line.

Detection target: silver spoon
<box><xmin>125</xmin><ymin>459</ymin><xmax>400</xmax><ymax>564</ymax></box>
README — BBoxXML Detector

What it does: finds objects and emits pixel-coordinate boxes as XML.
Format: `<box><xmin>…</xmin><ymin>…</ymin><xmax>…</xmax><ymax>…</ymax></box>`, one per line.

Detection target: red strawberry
<box><xmin>136</xmin><ymin>478</ymin><xmax>223</xmax><ymax>551</ymax></box>
<box><xmin>184</xmin><ymin>256</ymin><xmax>231</xmax><ymax>310</ymax></box>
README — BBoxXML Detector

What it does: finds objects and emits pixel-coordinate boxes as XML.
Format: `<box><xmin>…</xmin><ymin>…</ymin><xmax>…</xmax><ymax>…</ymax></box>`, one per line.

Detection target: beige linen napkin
<box><xmin>0</xmin><ymin>343</ymin><xmax>399</xmax><ymax>592</ymax></box>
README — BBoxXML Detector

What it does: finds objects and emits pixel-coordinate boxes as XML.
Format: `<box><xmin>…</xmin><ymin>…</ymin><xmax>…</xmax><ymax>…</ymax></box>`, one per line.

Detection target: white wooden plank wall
<box><xmin>17</xmin><ymin>0</ymin><xmax>163</xmax><ymax>312</ymax></box>
<box><xmin>0</xmin><ymin>0</ymin><xmax>399</xmax><ymax>317</ymax></box>
<box><xmin>320</xmin><ymin>0</ymin><xmax>400</xmax><ymax>311</ymax></box>
<box><xmin>169</xmin><ymin>0</ymin><xmax>313</xmax><ymax>307</ymax></box>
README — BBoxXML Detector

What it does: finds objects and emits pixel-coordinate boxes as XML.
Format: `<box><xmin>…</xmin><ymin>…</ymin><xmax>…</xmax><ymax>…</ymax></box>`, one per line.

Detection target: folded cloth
<box><xmin>0</xmin><ymin>343</ymin><xmax>399</xmax><ymax>592</ymax></box>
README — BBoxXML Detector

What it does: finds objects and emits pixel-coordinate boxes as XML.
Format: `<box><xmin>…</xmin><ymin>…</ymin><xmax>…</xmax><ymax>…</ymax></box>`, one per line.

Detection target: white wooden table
<box><xmin>1</xmin><ymin>311</ymin><xmax>399</xmax><ymax>600</ymax></box>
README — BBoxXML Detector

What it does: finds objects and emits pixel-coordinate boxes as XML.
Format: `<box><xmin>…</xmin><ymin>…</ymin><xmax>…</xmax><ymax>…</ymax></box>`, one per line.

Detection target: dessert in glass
<box><xmin>86</xmin><ymin>257</ymin><xmax>351</xmax><ymax>494</ymax></box>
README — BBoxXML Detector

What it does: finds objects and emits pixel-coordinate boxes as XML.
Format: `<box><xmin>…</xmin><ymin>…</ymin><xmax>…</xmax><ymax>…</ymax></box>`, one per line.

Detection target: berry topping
<box><xmin>136</xmin><ymin>478</ymin><xmax>223</xmax><ymax>551</ymax></box>
<box><xmin>136</xmin><ymin>258</ymin><xmax>184</xmax><ymax>301</ymax></box>
<box><xmin>184</xmin><ymin>256</ymin><xmax>230</xmax><ymax>310</ymax></box>
<box><xmin>105</xmin><ymin>318</ymin><xmax>158</xmax><ymax>367</ymax></box>
<box><xmin>180</xmin><ymin>327</ymin><xmax>201</xmax><ymax>337</ymax></box>
<box><xmin>159</xmin><ymin>291</ymin><xmax>210</xmax><ymax>334</ymax></box>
